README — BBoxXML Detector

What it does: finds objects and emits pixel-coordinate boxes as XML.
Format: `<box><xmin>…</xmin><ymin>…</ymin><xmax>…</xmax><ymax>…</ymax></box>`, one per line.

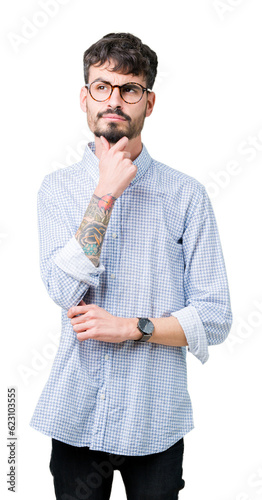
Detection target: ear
<box><xmin>80</xmin><ymin>86</ymin><xmax>88</xmax><ymax>113</ymax></box>
<box><xmin>145</xmin><ymin>91</ymin><xmax>156</xmax><ymax>118</ymax></box>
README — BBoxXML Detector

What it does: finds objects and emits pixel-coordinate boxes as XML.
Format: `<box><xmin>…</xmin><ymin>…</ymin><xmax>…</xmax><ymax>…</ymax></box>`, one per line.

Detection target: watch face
<box><xmin>139</xmin><ymin>318</ymin><xmax>154</xmax><ymax>334</ymax></box>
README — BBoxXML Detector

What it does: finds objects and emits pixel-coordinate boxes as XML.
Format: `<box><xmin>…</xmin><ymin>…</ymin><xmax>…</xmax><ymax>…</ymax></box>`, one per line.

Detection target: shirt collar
<box><xmin>81</xmin><ymin>141</ymin><xmax>152</xmax><ymax>186</ymax></box>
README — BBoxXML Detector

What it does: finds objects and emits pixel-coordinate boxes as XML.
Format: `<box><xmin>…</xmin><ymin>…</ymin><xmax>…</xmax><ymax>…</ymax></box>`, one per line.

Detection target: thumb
<box><xmin>100</xmin><ymin>136</ymin><xmax>110</xmax><ymax>152</ymax></box>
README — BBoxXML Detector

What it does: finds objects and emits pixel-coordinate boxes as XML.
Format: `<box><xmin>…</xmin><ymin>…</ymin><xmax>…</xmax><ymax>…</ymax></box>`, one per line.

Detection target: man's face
<box><xmin>80</xmin><ymin>61</ymin><xmax>155</xmax><ymax>144</ymax></box>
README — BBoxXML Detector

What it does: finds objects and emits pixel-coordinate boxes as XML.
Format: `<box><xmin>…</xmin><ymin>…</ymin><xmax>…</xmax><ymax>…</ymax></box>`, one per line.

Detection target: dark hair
<box><xmin>83</xmin><ymin>32</ymin><xmax>158</xmax><ymax>89</ymax></box>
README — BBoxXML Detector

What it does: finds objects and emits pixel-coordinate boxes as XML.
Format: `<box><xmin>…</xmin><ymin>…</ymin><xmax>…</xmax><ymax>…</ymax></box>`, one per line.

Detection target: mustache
<box><xmin>97</xmin><ymin>108</ymin><xmax>131</xmax><ymax>122</ymax></box>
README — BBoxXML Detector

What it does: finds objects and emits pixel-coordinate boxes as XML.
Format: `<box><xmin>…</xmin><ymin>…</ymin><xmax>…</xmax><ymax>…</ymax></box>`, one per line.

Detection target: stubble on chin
<box><xmin>86</xmin><ymin>104</ymin><xmax>147</xmax><ymax>144</ymax></box>
<box><xmin>86</xmin><ymin>111</ymin><xmax>125</xmax><ymax>144</ymax></box>
<box><xmin>94</xmin><ymin>122</ymin><xmax>129</xmax><ymax>144</ymax></box>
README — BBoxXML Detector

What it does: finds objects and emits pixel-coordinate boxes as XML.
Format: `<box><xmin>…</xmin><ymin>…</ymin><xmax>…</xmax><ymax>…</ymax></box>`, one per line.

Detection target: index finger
<box><xmin>67</xmin><ymin>303</ymin><xmax>93</xmax><ymax>318</ymax></box>
<box><xmin>110</xmin><ymin>136</ymin><xmax>129</xmax><ymax>152</ymax></box>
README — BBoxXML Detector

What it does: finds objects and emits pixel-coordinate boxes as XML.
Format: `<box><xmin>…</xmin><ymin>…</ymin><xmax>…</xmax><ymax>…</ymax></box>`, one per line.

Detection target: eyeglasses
<box><xmin>85</xmin><ymin>80</ymin><xmax>152</xmax><ymax>104</ymax></box>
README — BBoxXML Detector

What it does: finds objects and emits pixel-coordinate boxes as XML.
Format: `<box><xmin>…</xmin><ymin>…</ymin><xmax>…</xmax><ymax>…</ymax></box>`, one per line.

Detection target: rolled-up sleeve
<box><xmin>37</xmin><ymin>176</ymin><xmax>105</xmax><ymax>310</ymax></box>
<box><xmin>54</xmin><ymin>236</ymin><xmax>105</xmax><ymax>284</ymax></box>
<box><xmin>171</xmin><ymin>186</ymin><xmax>232</xmax><ymax>364</ymax></box>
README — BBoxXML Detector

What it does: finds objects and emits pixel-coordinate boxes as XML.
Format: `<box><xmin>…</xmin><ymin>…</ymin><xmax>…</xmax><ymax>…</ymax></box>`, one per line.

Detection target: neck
<box><xmin>94</xmin><ymin>135</ymin><xmax>143</xmax><ymax>162</ymax></box>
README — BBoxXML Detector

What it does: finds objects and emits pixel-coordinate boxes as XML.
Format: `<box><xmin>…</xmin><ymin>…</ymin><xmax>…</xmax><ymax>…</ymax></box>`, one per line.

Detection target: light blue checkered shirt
<box><xmin>30</xmin><ymin>142</ymin><xmax>232</xmax><ymax>455</ymax></box>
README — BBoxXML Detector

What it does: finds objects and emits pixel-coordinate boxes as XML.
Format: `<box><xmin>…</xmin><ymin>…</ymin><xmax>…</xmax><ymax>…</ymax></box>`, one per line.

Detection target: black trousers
<box><xmin>49</xmin><ymin>437</ymin><xmax>185</xmax><ymax>500</ymax></box>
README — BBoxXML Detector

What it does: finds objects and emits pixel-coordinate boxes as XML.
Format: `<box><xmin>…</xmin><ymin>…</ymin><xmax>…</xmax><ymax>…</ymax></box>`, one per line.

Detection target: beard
<box><xmin>94</xmin><ymin>123</ymin><xmax>129</xmax><ymax>144</ymax></box>
<box><xmin>88</xmin><ymin>106</ymin><xmax>147</xmax><ymax>144</ymax></box>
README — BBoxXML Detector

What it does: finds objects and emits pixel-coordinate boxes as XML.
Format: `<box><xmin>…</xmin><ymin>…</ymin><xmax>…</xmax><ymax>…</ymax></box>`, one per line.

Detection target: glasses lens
<box><xmin>121</xmin><ymin>84</ymin><xmax>143</xmax><ymax>103</ymax></box>
<box><xmin>90</xmin><ymin>81</ymin><xmax>111</xmax><ymax>101</ymax></box>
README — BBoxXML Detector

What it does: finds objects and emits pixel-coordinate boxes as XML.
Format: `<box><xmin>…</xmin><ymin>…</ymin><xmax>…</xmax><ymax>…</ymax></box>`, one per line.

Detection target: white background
<box><xmin>1</xmin><ymin>0</ymin><xmax>262</xmax><ymax>499</ymax></box>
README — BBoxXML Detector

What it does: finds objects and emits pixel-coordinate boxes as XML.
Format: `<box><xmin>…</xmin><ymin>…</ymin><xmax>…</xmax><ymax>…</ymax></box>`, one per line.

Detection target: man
<box><xmin>30</xmin><ymin>33</ymin><xmax>232</xmax><ymax>500</ymax></box>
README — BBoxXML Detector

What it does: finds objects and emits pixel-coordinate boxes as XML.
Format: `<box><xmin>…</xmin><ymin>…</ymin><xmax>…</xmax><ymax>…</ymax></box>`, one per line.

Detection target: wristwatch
<box><xmin>134</xmin><ymin>318</ymin><xmax>155</xmax><ymax>342</ymax></box>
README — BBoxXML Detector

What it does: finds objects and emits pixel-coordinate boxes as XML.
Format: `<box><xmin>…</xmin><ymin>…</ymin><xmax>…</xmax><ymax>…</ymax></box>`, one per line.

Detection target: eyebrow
<box><xmin>89</xmin><ymin>78</ymin><xmax>140</xmax><ymax>86</ymax></box>
<box><xmin>91</xmin><ymin>78</ymin><xmax>111</xmax><ymax>84</ymax></box>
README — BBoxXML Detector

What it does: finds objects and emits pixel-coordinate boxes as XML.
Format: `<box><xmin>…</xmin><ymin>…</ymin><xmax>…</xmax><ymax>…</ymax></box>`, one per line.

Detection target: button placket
<box><xmin>107</xmin><ymin>199</ymin><xmax>121</xmax><ymax>305</ymax></box>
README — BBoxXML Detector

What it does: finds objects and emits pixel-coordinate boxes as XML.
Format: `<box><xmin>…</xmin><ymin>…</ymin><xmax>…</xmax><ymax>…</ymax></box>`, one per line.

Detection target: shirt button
<box><xmin>110</xmin><ymin>273</ymin><xmax>116</xmax><ymax>279</ymax></box>
<box><xmin>100</xmin><ymin>393</ymin><xmax>105</xmax><ymax>400</ymax></box>
<box><xmin>105</xmin><ymin>355</ymin><xmax>109</xmax><ymax>360</ymax></box>
<box><xmin>112</xmin><ymin>233</ymin><xmax>117</xmax><ymax>239</ymax></box>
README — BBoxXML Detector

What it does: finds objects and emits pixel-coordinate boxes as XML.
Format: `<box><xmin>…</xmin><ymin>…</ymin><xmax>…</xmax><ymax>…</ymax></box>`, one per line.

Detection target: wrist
<box><xmin>127</xmin><ymin>318</ymin><xmax>142</xmax><ymax>341</ymax></box>
<box><xmin>94</xmin><ymin>184</ymin><xmax>118</xmax><ymax>199</ymax></box>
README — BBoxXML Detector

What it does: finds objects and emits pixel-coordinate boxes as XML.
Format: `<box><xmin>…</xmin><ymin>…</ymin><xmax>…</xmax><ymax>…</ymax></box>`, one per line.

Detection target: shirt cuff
<box><xmin>54</xmin><ymin>236</ymin><xmax>105</xmax><ymax>285</ymax></box>
<box><xmin>171</xmin><ymin>305</ymin><xmax>209</xmax><ymax>364</ymax></box>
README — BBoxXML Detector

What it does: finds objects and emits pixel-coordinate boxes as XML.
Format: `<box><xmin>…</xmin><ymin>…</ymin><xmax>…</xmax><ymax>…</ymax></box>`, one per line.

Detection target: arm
<box><xmin>75</xmin><ymin>192</ymin><xmax>117</xmax><ymax>267</ymax></box>
<box><xmin>37</xmin><ymin>178</ymin><xmax>104</xmax><ymax>310</ymax></box>
<box><xmin>170</xmin><ymin>186</ymin><xmax>233</xmax><ymax>363</ymax></box>
<box><xmin>147</xmin><ymin>316</ymin><xmax>187</xmax><ymax>346</ymax></box>
<box><xmin>38</xmin><ymin>136</ymin><xmax>137</xmax><ymax>310</ymax></box>
<box><xmin>75</xmin><ymin>136</ymin><xmax>137</xmax><ymax>267</ymax></box>
<box><xmin>67</xmin><ymin>302</ymin><xmax>188</xmax><ymax>346</ymax></box>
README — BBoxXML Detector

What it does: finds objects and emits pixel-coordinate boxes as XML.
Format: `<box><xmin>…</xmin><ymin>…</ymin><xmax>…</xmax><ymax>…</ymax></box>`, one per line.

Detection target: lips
<box><xmin>97</xmin><ymin>109</ymin><xmax>131</xmax><ymax>122</ymax></box>
<box><xmin>102</xmin><ymin>114</ymin><xmax>126</xmax><ymax>121</ymax></box>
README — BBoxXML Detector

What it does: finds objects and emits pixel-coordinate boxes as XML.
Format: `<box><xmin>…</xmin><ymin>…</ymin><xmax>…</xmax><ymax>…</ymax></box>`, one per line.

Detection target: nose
<box><xmin>107</xmin><ymin>86</ymin><xmax>123</xmax><ymax>108</ymax></box>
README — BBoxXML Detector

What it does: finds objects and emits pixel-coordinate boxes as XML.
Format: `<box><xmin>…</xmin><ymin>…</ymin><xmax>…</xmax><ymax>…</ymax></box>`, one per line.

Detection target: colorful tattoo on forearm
<box><xmin>75</xmin><ymin>193</ymin><xmax>116</xmax><ymax>267</ymax></box>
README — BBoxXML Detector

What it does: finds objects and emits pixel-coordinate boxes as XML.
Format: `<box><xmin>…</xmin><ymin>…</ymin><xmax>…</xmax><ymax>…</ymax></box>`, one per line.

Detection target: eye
<box><xmin>122</xmin><ymin>84</ymin><xmax>140</xmax><ymax>95</ymax></box>
<box><xmin>93</xmin><ymin>82</ymin><xmax>109</xmax><ymax>93</ymax></box>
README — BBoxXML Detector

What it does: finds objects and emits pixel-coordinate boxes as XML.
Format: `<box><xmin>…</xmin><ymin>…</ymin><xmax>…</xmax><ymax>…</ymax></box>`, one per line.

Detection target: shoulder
<box><xmin>149</xmin><ymin>157</ymin><xmax>207</xmax><ymax>205</ymax></box>
<box><xmin>38</xmin><ymin>161</ymin><xmax>84</xmax><ymax>197</ymax></box>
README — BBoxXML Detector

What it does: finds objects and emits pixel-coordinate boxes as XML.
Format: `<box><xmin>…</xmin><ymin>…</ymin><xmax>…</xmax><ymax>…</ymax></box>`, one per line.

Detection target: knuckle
<box><xmin>92</xmin><ymin>326</ymin><xmax>99</xmax><ymax>336</ymax></box>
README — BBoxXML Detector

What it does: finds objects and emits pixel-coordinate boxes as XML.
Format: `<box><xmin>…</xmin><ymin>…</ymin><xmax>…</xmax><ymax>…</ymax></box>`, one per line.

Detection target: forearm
<box><xmin>75</xmin><ymin>189</ymin><xmax>116</xmax><ymax>267</ymax></box>
<box><xmin>68</xmin><ymin>302</ymin><xmax>188</xmax><ymax>346</ymax></box>
<box><xmin>130</xmin><ymin>316</ymin><xmax>188</xmax><ymax>347</ymax></box>
<box><xmin>38</xmin><ymin>178</ymin><xmax>106</xmax><ymax>310</ymax></box>
<box><xmin>75</xmin><ymin>136</ymin><xmax>138</xmax><ymax>267</ymax></box>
